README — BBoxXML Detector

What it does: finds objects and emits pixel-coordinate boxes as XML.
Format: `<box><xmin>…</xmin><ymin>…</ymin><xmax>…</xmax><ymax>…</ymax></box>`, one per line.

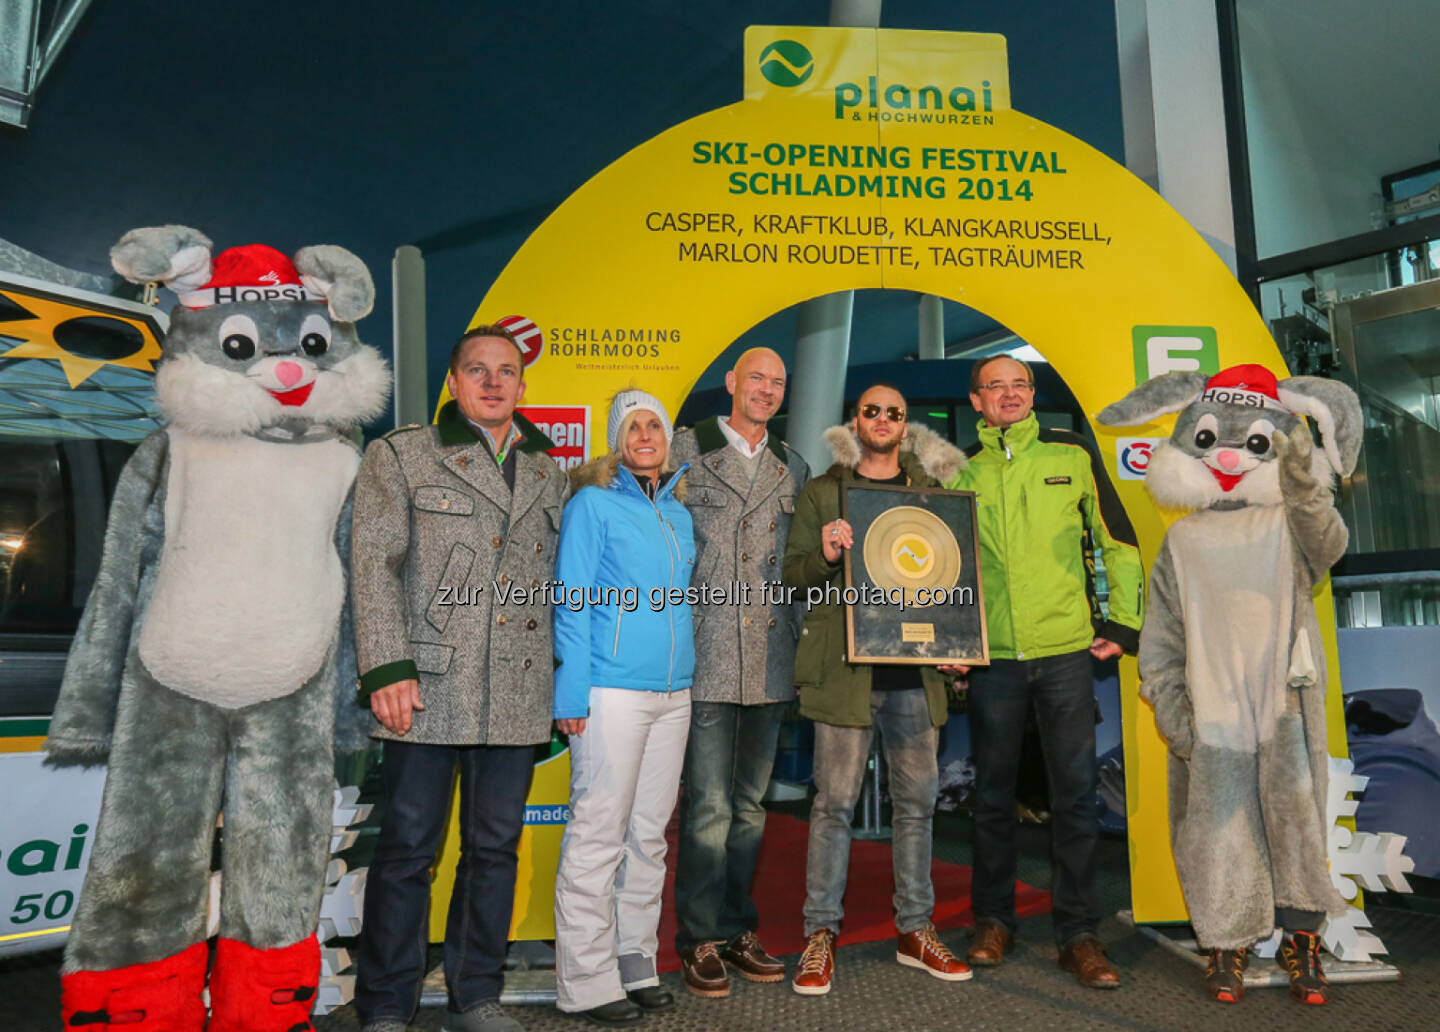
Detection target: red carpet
<box><xmin>655</xmin><ymin>813</ymin><xmax>1051</xmax><ymax>972</ymax></box>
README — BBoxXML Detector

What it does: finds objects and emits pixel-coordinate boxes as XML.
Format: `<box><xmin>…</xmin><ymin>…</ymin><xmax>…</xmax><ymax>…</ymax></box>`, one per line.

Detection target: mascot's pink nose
<box><xmin>1217</xmin><ymin>449</ymin><xmax>1241</xmax><ymax>471</ymax></box>
<box><xmin>274</xmin><ymin>361</ymin><xmax>303</xmax><ymax>387</ymax></box>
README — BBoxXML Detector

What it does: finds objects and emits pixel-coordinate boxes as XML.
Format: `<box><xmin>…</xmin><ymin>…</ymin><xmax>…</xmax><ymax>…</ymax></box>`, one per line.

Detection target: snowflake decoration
<box><xmin>1317</xmin><ymin>757</ymin><xmax>1416</xmax><ymax>962</ymax></box>
<box><xmin>313</xmin><ymin>783</ymin><xmax>372</xmax><ymax>1016</ymax></box>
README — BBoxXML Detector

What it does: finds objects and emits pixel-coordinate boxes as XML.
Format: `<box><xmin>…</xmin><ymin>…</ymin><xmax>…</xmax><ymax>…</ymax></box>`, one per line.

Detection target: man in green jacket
<box><xmin>783</xmin><ymin>384</ymin><xmax>971</xmax><ymax>996</ymax></box>
<box><xmin>945</xmin><ymin>355</ymin><xmax>1144</xmax><ymax>990</ymax></box>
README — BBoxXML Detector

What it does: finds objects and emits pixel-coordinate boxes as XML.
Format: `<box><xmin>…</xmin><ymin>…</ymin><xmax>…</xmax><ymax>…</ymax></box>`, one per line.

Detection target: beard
<box><xmin>857</xmin><ymin>426</ymin><xmax>902</xmax><ymax>455</ymax></box>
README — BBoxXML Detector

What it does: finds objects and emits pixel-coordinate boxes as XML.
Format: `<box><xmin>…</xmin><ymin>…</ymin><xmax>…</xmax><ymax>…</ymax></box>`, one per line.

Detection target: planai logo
<box><xmin>834</xmin><ymin>77</ymin><xmax>993</xmax><ymax>120</ymax></box>
<box><xmin>758</xmin><ymin>40</ymin><xmax>814</xmax><ymax>87</ymax></box>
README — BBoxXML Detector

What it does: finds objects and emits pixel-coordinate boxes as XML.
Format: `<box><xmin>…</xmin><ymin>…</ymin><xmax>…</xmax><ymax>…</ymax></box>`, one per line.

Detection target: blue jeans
<box><xmin>354</xmin><ymin>740</ymin><xmax>534</xmax><ymax>1023</ymax></box>
<box><xmin>674</xmin><ymin>700</ymin><xmax>786</xmax><ymax>951</ymax></box>
<box><xmin>803</xmin><ymin>688</ymin><xmax>939</xmax><ymax>937</ymax></box>
<box><xmin>968</xmin><ymin>650</ymin><xmax>1101</xmax><ymax>946</ymax></box>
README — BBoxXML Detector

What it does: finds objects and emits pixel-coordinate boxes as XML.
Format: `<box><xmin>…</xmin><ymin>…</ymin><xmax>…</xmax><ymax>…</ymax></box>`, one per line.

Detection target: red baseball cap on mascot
<box><xmin>175</xmin><ymin>244</ymin><xmax>323</xmax><ymax>309</ymax></box>
<box><xmin>1199</xmin><ymin>363</ymin><xmax>1291</xmax><ymax>413</ymax></box>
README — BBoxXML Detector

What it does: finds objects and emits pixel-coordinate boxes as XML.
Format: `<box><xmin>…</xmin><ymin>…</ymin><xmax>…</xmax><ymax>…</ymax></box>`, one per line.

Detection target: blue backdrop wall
<box><xmin>0</xmin><ymin>0</ymin><xmax>1125</xmax><ymax>424</ymax></box>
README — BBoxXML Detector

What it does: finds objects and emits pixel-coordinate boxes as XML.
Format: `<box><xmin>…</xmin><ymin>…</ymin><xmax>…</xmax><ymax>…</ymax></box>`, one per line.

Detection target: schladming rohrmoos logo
<box><xmin>758</xmin><ymin>40</ymin><xmax>814</xmax><ymax>86</ymax></box>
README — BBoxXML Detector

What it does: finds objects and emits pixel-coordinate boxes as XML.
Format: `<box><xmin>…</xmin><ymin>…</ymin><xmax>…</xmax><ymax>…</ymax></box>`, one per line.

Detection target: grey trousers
<box><xmin>803</xmin><ymin>688</ymin><xmax>939</xmax><ymax>938</ymax></box>
<box><xmin>554</xmin><ymin>687</ymin><xmax>690</xmax><ymax>1012</ymax></box>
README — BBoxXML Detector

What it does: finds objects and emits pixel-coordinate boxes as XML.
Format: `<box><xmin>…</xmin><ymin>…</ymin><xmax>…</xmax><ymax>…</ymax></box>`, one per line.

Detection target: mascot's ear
<box><xmin>110</xmin><ymin>225</ymin><xmax>213</xmax><ymax>293</ymax></box>
<box><xmin>1278</xmin><ymin>376</ymin><xmax>1363</xmax><ymax>476</ymax></box>
<box><xmin>1096</xmin><ymin>372</ymin><xmax>1208</xmax><ymax>427</ymax></box>
<box><xmin>294</xmin><ymin>245</ymin><xmax>374</xmax><ymax>322</ymax></box>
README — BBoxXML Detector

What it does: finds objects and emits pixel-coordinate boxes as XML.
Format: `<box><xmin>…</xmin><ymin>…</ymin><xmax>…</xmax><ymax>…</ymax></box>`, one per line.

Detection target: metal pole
<box><xmin>918</xmin><ymin>294</ymin><xmax>944</xmax><ymax>359</ymax></box>
<box><xmin>830</xmin><ymin>0</ymin><xmax>882</xmax><ymax>26</ymax></box>
<box><xmin>0</xmin><ymin>1</ymin><xmax>42</xmax><ymax>127</ymax></box>
<box><xmin>391</xmin><ymin>245</ymin><xmax>429</xmax><ymax>427</ymax></box>
<box><xmin>787</xmin><ymin>292</ymin><xmax>855</xmax><ymax>471</ymax></box>
<box><xmin>784</xmin><ymin>0</ymin><xmax>882</xmax><ymax>470</ymax></box>
<box><xmin>35</xmin><ymin>0</ymin><xmax>96</xmax><ymax>86</ymax></box>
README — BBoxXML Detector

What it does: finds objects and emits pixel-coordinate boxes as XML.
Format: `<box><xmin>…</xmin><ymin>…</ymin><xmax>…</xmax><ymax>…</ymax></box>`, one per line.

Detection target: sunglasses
<box><xmin>859</xmin><ymin>403</ymin><xmax>907</xmax><ymax>422</ymax></box>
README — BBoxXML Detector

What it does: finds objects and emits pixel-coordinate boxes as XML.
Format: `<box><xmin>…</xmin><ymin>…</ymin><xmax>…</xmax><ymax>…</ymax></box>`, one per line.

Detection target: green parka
<box><xmin>784</xmin><ymin>423</ymin><xmax>966</xmax><ymax>727</ymax></box>
<box><xmin>944</xmin><ymin>413</ymin><xmax>1143</xmax><ymax>660</ymax></box>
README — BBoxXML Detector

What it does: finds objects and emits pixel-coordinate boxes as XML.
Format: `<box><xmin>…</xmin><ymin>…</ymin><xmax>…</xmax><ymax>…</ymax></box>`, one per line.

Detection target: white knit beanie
<box><xmin>607</xmin><ymin>389</ymin><xmax>674</xmax><ymax>450</ymax></box>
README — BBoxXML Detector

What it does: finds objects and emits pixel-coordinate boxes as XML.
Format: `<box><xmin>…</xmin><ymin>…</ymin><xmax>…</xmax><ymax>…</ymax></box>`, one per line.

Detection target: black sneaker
<box><xmin>1277</xmin><ymin>931</ymin><xmax>1329</xmax><ymax>1005</ymax></box>
<box><xmin>625</xmin><ymin>985</ymin><xmax>674</xmax><ymax>1011</ymax></box>
<box><xmin>1204</xmin><ymin>947</ymin><xmax>1248</xmax><ymax>1003</ymax></box>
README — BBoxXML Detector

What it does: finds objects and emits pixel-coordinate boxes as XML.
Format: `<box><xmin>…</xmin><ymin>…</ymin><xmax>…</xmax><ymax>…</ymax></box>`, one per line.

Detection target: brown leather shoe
<box><xmin>681</xmin><ymin>941</ymin><xmax>730</xmax><ymax>998</ymax></box>
<box><xmin>721</xmin><ymin>930</ymin><xmax>785</xmax><ymax>983</ymax></box>
<box><xmin>792</xmin><ymin>929</ymin><xmax>836</xmax><ymax>996</ymax></box>
<box><xmin>967</xmin><ymin>919</ymin><xmax>1013</xmax><ymax>967</ymax></box>
<box><xmin>1058</xmin><ymin>938</ymin><xmax>1120</xmax><ymax>989</ymax></box>
<box><xmin>897</xmin><ymin>923</ymin><xmax>973</xmax><ymax>981</ymax></box>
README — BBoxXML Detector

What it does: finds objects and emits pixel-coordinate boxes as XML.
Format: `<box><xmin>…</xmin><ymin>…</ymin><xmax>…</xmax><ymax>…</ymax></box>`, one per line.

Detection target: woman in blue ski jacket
<box><xmin>552</xmin><ymin>389</ymin><xmax>695</xmax><ymax>1024</ymax></box>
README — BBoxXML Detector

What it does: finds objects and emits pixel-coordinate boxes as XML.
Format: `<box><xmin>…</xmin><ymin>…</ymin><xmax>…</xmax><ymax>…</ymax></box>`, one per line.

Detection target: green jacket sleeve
<box><xmin>783</xmin><ymin>478</ymin><xmax>839</xmax><ymax>591</ymax></box>
<box><xmin>1078</xmin><ymin>440</ymin><xmax>1144</xmax><ymax>653</ymax></box>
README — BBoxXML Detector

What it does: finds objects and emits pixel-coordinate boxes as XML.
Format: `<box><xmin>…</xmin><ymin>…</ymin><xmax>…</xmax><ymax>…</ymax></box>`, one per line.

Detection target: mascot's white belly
<box><xmin>138</xmin><ymin>428</ymin><xmax>359</xmax><ymax>707</ymax></box>
<box><xmin>1169</xmin><ymin>505</ymin><xmax>1297</xmax><ymax>752</ymax></box>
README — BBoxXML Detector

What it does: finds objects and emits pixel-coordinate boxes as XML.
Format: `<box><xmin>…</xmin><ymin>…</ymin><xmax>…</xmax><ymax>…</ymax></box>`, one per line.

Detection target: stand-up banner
<box><xmin>430</xmin><ymin>26</ymin><xmax>1350</xmax><ymax>940</ymax></box>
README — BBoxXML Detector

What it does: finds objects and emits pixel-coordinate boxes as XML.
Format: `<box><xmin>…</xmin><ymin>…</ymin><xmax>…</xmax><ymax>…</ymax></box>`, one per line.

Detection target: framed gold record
<box><xmin>861</xmin><ymin>505</ymin><xmax>962</xmax><ymax>603</ymax></box>
<box><xmin>841</xmin><ymin>483</ymin><xmax>987</xmax><ymax>666</ymax></box>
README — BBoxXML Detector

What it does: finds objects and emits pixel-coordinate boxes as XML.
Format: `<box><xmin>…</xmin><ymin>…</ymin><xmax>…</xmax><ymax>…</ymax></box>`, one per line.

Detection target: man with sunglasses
<box><xmin>944</xmin><ymin>355</ymin><xmax>1144</xmax><ymax>990</ymax></box>
<box><xmin>783</xmin><ymin>384</ymin><xmax>969</xmax><ymax>996</ymax></box>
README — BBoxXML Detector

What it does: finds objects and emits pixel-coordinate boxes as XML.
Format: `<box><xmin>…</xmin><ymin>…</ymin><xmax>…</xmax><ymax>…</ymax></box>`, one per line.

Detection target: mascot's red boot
<box><xmin>60</xmin><ymin>942</ymin><xmax>208</xmax><ymax>1029</ymax></box>
<box><xmin>208</xmin><ymin>936</ymin><xmax>321</xmax><ymax>1032</ymax></box>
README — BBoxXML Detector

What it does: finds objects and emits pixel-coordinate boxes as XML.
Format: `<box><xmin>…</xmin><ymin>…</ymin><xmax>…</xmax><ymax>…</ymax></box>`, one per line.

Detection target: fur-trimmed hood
<box><xmin>821</xmin><ymin>422</ymin><xmax>965</xmax><ymax>482</ymax></box>
<box><xmin>569</xmin><ymin>453</ymin><xmax>689</xmax><ymax>502</ymax></box>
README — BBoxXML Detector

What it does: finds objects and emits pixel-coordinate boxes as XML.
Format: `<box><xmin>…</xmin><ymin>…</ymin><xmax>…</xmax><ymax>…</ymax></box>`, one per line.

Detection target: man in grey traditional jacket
<box><xmin>351</xmin><ymin>325</ymin><xmax>568</xmax><ymax>1032</ymax></box>
<box><xmin>669</xmin><ymin>347</ymin><xmax>809</xmax><ymax>997</ymax></box>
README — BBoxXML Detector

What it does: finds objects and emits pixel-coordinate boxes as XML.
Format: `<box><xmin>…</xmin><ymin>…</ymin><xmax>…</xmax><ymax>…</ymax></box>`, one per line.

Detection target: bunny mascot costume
<box><xmin>1098</xmin><ymin>364</ymin><xmax>1361</xmax><ymax>1005</ymax></box>
<box><xmin>44</xmin><ymin>226</ymin><xmax>389</xmax><ymax>1031</ymax></box>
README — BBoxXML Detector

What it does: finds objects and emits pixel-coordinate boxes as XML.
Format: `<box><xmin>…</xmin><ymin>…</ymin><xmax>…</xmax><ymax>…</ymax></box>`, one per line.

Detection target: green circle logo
<box><xmin>758</xmin><ymin>40</ymin><xmax>814</xmax><ymax>87</ymax></box>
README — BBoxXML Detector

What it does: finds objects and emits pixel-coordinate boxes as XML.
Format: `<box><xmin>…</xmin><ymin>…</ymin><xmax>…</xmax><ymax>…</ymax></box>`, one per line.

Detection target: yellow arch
<box><xmin>435</xmin><ymin>26</ymin><xmax>1346</xmax><ymax>934</ymax></box>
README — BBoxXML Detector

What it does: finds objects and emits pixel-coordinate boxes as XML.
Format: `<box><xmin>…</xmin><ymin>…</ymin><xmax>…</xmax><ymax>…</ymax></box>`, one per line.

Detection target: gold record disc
<box><xmin>860</xmin><ymin>505</ymin><xmax>961</xmax><ymax>606</ymax></box>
